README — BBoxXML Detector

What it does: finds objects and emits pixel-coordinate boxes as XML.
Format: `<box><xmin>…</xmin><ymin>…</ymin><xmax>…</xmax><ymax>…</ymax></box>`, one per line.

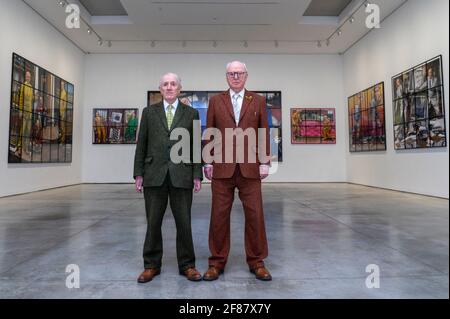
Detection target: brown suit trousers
<box><xmin>206</xmin><ymin>90</ymin><xmax>270</xmax><ymax>270</ymax></box>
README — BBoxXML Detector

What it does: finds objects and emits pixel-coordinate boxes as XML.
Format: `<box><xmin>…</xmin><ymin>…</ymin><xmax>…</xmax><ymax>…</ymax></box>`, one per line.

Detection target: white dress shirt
<box><xmin>230</xmin><ymin>88</ymin><xmax>245</xmax><ymax>124</ymax></box>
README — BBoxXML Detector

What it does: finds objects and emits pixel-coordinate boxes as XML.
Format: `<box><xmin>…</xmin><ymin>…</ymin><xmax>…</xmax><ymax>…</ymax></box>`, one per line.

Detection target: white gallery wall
<box><xmin>343</xmin><ymin>0</ymin><xmax>449</xmax><ymax>198</ymax></box>
<box><xmin>82</xmin><ymin>54</ymin><xmax>347</xmax><ymax>183</ymax></box>
<box><xmin>0</xmin><ymin>0</ymin><xmax>85</xmax><ymax>197</ymax></box>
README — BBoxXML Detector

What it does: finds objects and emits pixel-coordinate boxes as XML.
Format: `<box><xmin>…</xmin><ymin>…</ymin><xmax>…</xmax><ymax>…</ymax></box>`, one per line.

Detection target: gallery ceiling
<box><xmin>23</xmin><ymin>0</ymin><xmax>408</xmax><ymax>54</ymax></box>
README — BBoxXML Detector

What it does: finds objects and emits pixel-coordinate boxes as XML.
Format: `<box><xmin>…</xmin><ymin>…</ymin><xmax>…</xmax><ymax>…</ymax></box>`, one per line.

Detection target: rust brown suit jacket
<box><xmin>205</xmin><ymin>90</ymin><xmax>271</xmax><ymax>179</ymax></box>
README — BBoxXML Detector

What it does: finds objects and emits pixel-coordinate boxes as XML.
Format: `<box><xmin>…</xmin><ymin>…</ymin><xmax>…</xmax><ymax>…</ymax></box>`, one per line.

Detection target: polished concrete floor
<box><xmin>0</xmin><ymin>183</ymin><xmax>448</xmax><ymax>299</ymax></box>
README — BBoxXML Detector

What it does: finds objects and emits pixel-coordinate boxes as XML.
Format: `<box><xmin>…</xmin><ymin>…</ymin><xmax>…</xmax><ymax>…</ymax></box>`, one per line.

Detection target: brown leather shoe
<box><xmin>203</xmin><ymin>266</ymin><xmax>223</xmax><ymax>281</ymax></box>
<box><xmin>137</xmin><ymin>268</ymin><xmax>161</xmax><ymax>283</ymax></box>
<box><xmin>180</xmin><ymin>267</ymin><xmax>202</xmax><ymax>281</ymax></box>
<box><xmin>250</xmin><ymin>267</ymin><xmax>272</xmax><ymax>281</ymax></box>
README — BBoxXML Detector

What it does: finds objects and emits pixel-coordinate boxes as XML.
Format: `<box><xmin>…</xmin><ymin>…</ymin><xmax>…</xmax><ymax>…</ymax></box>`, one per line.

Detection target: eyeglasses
<box><xmin>226</xmin><ymin>72</ymin><xmax>247</xmax><ymax>78</ymax></box>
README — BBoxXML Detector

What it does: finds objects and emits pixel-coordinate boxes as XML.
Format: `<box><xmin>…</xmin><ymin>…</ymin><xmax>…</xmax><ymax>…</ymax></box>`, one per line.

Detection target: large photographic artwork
<box><xmin>291</xmin><ymin>108</ymin><xmax>336</xmax><ymax>144</ymax></box>
<box><xmin>348</xmin><ymin>82</ymin><xmax>386</xmax><ymax>152</ymax></box>
<box><xmin>92</xmin><ymin>108</ymin><xmax>139</xmax><ymax>144</ymax></box>
<box><xmin>392</xmin><ymin>56</ymin><xmax>446</xmax><ymax>149</ymax></box>
<box><xmin>148</xmin><ymin>91</ymin><xmax>283</xmax><ymax>162</ymax></box>
<box><xmin>9</xmin><ymin>53</ymin><xmax>74</xmax><ymax>163</ymax></box>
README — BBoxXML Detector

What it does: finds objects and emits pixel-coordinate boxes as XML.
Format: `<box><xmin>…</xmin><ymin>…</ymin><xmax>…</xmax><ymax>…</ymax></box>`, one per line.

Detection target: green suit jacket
<box><xmin>133</xmin><ymin>100</ymin><xmax>203</xmax><ymax>189</ymax></box>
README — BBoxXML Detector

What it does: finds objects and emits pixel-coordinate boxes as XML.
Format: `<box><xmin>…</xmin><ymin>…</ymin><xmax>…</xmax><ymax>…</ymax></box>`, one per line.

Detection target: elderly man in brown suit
<box><xmin>203</xmin><ymin>61</ymin><xmax>272</xmax><ymax>281</ymax></box>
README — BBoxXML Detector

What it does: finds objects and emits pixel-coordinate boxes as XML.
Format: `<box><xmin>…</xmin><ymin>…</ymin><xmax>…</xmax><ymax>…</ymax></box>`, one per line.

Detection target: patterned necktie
<box><xmin>166</xmin><ymin>104</ymin><xmax>174</xmax><ymax>128</ymax></box>
<box><xmin>232</xmin><ymin>93</ymin><xmax>240</xmax><ymax>124</ymax></box>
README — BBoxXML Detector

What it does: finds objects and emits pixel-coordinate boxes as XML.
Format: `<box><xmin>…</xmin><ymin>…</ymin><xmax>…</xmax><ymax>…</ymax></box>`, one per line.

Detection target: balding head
<box><xmin>226</xmin><ymin>61</ymin><xmax>247</xmax><ymax>72</ymax></box>
<box><xmin>159</xmin><ymin>73</ymin><xmax>181</xmax><ymax>89</ymax></box>
<box><xmin>159</xmin><ymin>72</ymin><xmax>182</xmax><ymax>104</ymax></box>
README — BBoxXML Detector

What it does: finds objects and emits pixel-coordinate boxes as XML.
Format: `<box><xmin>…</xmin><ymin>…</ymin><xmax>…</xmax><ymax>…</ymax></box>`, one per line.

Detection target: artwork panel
<box><xmin>428</xmin><ymin>87</ymin><xmax>444</xmax><ymax>119</ymax></box>
<box><xmin>414</xmin><ymin>64</ymin><xmax>428</xmax><ymax>92</ymax></box>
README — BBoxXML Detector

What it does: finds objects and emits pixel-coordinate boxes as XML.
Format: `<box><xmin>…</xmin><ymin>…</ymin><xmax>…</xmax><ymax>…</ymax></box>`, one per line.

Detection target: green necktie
<box><xmin>166</xmin><ymin>104</ymin><xmax>174</xmax><ymax>128</ymax></box>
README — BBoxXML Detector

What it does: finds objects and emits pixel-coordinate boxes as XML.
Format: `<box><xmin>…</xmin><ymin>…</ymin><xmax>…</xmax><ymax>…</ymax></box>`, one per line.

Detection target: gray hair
<box><xmin>226</xmin><ymin>61</ymin><xmax>247</xmax><ymax>72</ymax></box>
<box><xmin>159</xmin><ymin>73</ymin><xmax>182</xmax><ymax>88</ymax></box>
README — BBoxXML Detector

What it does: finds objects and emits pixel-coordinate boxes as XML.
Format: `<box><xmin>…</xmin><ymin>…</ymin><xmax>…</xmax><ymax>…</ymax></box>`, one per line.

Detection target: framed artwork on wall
<box><xmin>291</xmin><ymin>108</ymin><xmax>336</xmax><ymax>144</ymax></box>
<box><xmin>8</xmin><ymin>53</ymin><xmax>74</xmax><ymax>163</ymax></box>
<box><xmin>391</xmin><ymin>55</ymin><xmax>446</xmax><ymax>150</ymax></box>
<box><xmin>147</xmin><ymin>90</ymin><xmax>283</xmax><ymax>162</ymax></box>
<box><xmin>348</xmin><ymin>82</ymin><xmax>386</xmax><ymax>152</ymax></box>
<box><xmin>92</xmin><ymin>108</ymin><xmax>139</xmax><ymax>144</ymax></box>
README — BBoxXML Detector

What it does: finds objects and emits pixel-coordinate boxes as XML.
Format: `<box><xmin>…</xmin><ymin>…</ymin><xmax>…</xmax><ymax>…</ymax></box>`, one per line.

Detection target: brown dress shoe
<box><xmin>203</xmin><ymin>266</ymin><xmax>223</xmax><ymax>281</ymax></box>
<box><xmin>250</xmin><ymin>267</ymin><xmax>272</xmax><ymax>281</ymax></box>
<box><xmin>137</xmin><ymin>268</ymin><xmax>161</xmax><ymax>283</ymax></box>
<box><xmin>180</xmin><ymin>267</ymin><xmax>202</xmax><ymax>281</ymax></box>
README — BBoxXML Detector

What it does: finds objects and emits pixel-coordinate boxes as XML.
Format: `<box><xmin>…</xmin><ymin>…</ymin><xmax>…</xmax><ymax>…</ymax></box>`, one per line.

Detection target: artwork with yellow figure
<box><xmin>322</xmin><ymin>115</ymin><xmax>332</xmax><ymax>140</ymax></box>
<box><xmin>291</xmin><ymin>109</ymin><xmax>301</xmax><ymax>141</ymax></box>
<box><xmin>94</xmin><ymin>111</ymin><xmax>107</xmax><ymax>143</ymax></box>
<box><xmin>9</xmin><ymin>53</ymin><xmax>75</xmax><ymax>163</ymax></box>
<box><xmin>18</xmin><ymin>70</ymin><xmax>34</xmax><ymax>156</ymax></box>
<box><xmin>59</xmin><ymin>82</ymin><xmax>67</xmax><ymax>144</ymax></box>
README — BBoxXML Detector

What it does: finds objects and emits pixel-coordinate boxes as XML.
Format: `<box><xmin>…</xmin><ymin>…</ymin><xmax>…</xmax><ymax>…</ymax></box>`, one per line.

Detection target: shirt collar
<box><xmin>163</xmin><ymin>98</ymin><xmax>179</xmax><ymax>111</ymax></box>
<box><xmin>230</xmin><ymin>89</ymin><xmax>245</xmax><ymax>98</ymax></box>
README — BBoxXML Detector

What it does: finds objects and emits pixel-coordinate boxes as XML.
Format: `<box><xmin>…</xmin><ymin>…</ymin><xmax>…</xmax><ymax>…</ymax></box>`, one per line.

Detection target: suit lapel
<box><xmin>239</xmin><ymin>90</ymin><xmax>253</xmax><ymax>123</ymax></box>
<box><xmin>220</xmin><ymin>91</ymin><xmax>236</xmax><ymax>123</ymax></box>
<box><xmin>155</xmin><ymin>102</ymin><xmax>169</xmax><ymax>132</ymax></box>
<box><xmin>170</xmin><ymin>102</ymin><xmax>186</xmax><ymax>131</ymax></box>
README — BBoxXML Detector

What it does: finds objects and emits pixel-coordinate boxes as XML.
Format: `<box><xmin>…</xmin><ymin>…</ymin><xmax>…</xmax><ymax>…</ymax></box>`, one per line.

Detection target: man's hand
<box><xmin>204</xmin><ymin>165</ymin><xmax>213</xmax><ymax>180</ymax></box>
<box><xmin>260</xmin><ymin>165</ymin><xmax>269</xmax><ymax>180</ymax></box>
<box><xmin>135</xmin><ymin>176</ymin><xmax>143</xmax><ymax>193</ymax></box>
<box><xmin>194</xmin><ymin>178</ymin><xmax>202</xmax><ymax>193</ymax></box>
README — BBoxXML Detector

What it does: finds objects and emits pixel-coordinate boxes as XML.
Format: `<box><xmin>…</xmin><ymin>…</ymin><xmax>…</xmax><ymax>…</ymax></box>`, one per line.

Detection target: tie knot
<box><xmin>167</xmin><ymin>104</ymin><xmax>173</xmax><ymax>110</ymax></box>
<box><xmin>233</xmin><ymin>94</ymin><xmax>239</xmax><ymax>100</ymax></box>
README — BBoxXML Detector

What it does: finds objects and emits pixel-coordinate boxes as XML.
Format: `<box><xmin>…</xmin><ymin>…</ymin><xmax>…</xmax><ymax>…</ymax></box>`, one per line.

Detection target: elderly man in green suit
<box><xmin>134</xmin><ymin>73</ymin><xmax>203</xmax><ymax>282</ymax></box>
